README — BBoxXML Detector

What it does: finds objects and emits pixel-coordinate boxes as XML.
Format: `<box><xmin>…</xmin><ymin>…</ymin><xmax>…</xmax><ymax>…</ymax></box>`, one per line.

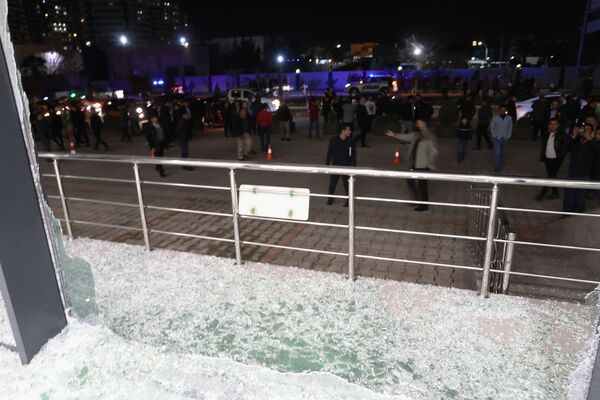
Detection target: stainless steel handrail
<box><xmin>40</xmin><ymin>152</ymin><xmax>600</xmax><ymax>297</ymax></box>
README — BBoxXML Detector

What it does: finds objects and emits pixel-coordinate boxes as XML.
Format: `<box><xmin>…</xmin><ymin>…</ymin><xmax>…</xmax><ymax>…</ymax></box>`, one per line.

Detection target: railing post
<box><xmin>348</xmin><ymin>176</ymin><xmax>356</xmax><ymax>281</ymax></box>
<box><xmin>502</xmin><ymin>232</ymin><xmax>516</xmax><ymax>294</ymax></box>
<box><xmin>52</xmin><ymin>159</ymin><xmax>73</xmax><ymax>240</ymax></box>
<box><xmin>229</xmin><ymin>169</ymin><xmax>242</xmax><ymax>266</ymax></box>
<box><xmin>133</xmin><ymin>163</ymin><xmax>151</xmax><ymax>251</ymax></box>
<box><xmin>480</xmin><ymin>183</ymin><xmax>499</xmax><ymax>298</ymax></box>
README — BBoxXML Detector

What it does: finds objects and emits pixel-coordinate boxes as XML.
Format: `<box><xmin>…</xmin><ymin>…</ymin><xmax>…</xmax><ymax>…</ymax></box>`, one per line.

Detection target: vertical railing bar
<box><xmin>52</xmin><ymin>159</ymin><xmax>73</xmax><ymax>240</ymax></box>
<box><xmin>348</xmin><ymin>176</ymin><xmax>356</xmax><ymax>281</ymax></box>
<box><xmin>229</xmin><ymin>169</ymin><xmax>243</xmax><ymax>266</ymax></box>
<box><xmin>133</xmin><ymin>163</ymin><xmax>151</xmax><ymax>251</ymax></box>
<box><xmin>502</xmin><ymin>232</ymin><xmax>517</xmax><ymax>294</ymax></box>
<box><xmin>480</xmin><ymin>183</ymin><xmax>499</xmax><ymax>298</ymax></box>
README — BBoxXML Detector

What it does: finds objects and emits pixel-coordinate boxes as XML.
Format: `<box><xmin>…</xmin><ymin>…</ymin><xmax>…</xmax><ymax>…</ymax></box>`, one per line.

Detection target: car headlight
<box><xmin>344</xmin><ymin>83</ymin><xmax>351</xmax><ymax>88</ymax></box>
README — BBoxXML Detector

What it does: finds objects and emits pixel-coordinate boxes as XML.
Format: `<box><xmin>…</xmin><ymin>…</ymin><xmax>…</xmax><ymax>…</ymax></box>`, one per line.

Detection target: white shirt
<box><xmin>545</xmin><ymin>131</ymin><xmax>557</xmax><ymax>159</ymax></box>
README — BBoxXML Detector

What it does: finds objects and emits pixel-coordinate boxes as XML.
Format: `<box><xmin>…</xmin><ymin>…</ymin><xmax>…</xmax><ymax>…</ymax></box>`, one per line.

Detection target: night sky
<box><xmin>182</xmin><ymin>1</ymin><xmax>586</xmax><ymax>47</ymax></box>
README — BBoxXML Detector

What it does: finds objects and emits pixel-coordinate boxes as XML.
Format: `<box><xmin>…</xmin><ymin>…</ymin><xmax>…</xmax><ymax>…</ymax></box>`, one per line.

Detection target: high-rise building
<box><xmin>7</xmin><ymin>0</ymin><xmax>30</xmax><ymax>44</ymax></box>
<box><xmin>19</xmin><ymin>0</ymin><xmax>83</xmax><ymax>48</ymax></box>
<box><xmin>80</xmin><ymin>0</ymin><xmax>188</xmax><ymax>49</ymax></box>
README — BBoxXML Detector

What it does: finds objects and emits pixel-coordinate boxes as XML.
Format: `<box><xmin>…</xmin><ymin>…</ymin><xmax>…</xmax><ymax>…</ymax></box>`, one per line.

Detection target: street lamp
<box><xmin>277</xmin><ymin>54</ymin><xmax>284</xmax><ymax>97</ymax></box>
<box><xmin>471</xmin><ymin>40</ymin><xmax>489</xmax><ymax>61</ymax></box>
<box><xmin>336</xmin><ymin>44</ymin><xmax>341</xmax><ymax>49</ymax></box>
<box><xmin>119</xmin><ymin>35</ymin><xmax>128</xmax><ymax>45</ymax></box>
<box><xmin>413</xmin><ymin>46</ymin><xmax>422</xmax><ymax>56</ymax></box>
<box><xmin>179</xmin><ymin>36</ymin><xmax>186</xmax><ymax>46</ymax></box>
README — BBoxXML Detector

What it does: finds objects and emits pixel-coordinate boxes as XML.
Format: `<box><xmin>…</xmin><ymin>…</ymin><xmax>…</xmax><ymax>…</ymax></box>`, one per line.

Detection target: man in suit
<box><xmin>536</xmin><ymin>118</ymin><xmax>569</xmax><ymax>200</ymax></box>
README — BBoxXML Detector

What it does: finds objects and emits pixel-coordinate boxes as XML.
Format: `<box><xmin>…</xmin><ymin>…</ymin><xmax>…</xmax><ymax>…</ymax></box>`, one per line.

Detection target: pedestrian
<box><xmin>143</xmin><ymin>113</ymin><xmax>167</xmax><ymax>178</ymax></box>
<box><xmin>474</xmin><ymin>97</ymin><xmax>493</xmax><ymax>150</ymax></box>
<box><xmin>70</xmin><ymin>104</ymin><xmax>89</xmax><ymax>146</ymax></box>
<box><xmin>536</xmin><ymin>118</ymin><xmax>569</xmax><ymax>201</ymax></box>
<box><xmin>563</xmin><ymin>124</ymin><xmax>596</xmax><ymax>213</ymax></box>
<box><xmin>277</xmin><ymin>99</ymin><xmax>292</xmax><ymax>141</ymax></box>
<box><xmin>579</xmin><ymin>98</ymin><xmax>598</xmax><ymax>124</ymax></box>
<box><xmin>325</xmin><ymin>125</ymin><xmax>356</xmax><ymax>206</ymax></box>
<box><xmin>456</xmin><ymin>117</ymin><xmax>472</xmax><ymax>163</ymax></box>
<box><xmin>232</xmin><ymin>102</ymin><xmax>253</xmax><ymax>161</ymax></box>
<box><xmin>458</xmin><ymin>94</ymin><xmax>476</xmax><ymax>122</ymax></box>
<box><xmin>251</xmin><ymin>96</ymin><xmax>262</xmax><ymax>133</ymax></box>
<box><xmin>35</xmin><ymin>112</ymin><xmax>52</xmax><ymax>152</ymax></box>
<box><xmin>414</xmin><ymin>95</ymin><xmax>433</xmax><ymax>122</ymax></box>
<box><xmin>490</xmin><ymin>105</ymin><xmax>513</xmax><ymax>173</ymax></box>
<box><xmin>341</xmin><ymin>98</ymin><xmax>356</xmax><ymax>130</ymax></box>
<box><xmin>398</xmin><ymin>96</ymin><xmax>414</xmax><ymax>133</ymax></box>
<box><xmin>159</xmin><ymin>102</ymin><xmax>174</xmax><ymax>144</ymax></box>
<box><xmin>256</xmin><ymin>104</ymin><xmax>272</xmax><ymax>152</ymax></box>
<box><xmin>90</xmin><ymin>111</ymin><xmax>109</xmax><ymax>150</ymax></box>
<box><xmin>223</xmin><ymin>101</ymin><xmax>233</xmax><ymax>137</ymax></box>
<box><xmin>384</xmin><ymin>119</ymin><xmax>438</xmax><ymax>211</ymax></box>
<box><xmin>593</xmin><ymin>127</ymin><xmax>600</xmax><ymax>203</ymax></box>
<box><xmin>530</xmin><ymin>94</ymin><xmax>549</xmax><ymax>141</ymax></box>
<box><xmin>321</xmin><ymin>96</ymin><xmax>331</xmax><ymax>132</ymax></box>
<box><xmin>175</xmin><ymin>111</ymin><xmax>194</xmax><ymax>170</ymax></box>
<box><xmin>308</xmin><ymin>97</ymin><xmax>320</xmax><ymax>139</ymax></box>
<box><xmin>120</xmin><ymin>104</ymin><xmax>132</xmax><ymax>143</ymax></box>
<box><xmin>365</xmin><ymin>95</ymin><xmax>377</xmax><ymax>131</ymax></box>
<box><xmin>50</xmin><ymin>107</ymin><xmax>65</xmax><ymax>150</ymax></box>
<box><xmin>356</xmin><ymin>96</ymin><xmax>370</xmax><ymax>148</ymax></box>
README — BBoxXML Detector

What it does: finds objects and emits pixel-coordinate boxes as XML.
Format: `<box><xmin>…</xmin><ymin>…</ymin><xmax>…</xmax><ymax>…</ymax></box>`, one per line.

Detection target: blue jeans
<box><xmin>457</xmin><ymin>139</ymin><xmax>469</xmax><ymax>162</ymax></box>
<box><xmin>179</xmin><ymin>139</ymin><xmax>189</xmax><ymax>159</ymax></box>
<box><xmin>492</xmin><ymin>137</ymin><xmax>507</xmax><ymax>172</ymax></box>
<box><xmin>259</xmin><ymin>126</ymin><xmax>271</xmax><ymax>151</ymax></box>
<box><xmin>309</xmin><ymin>119</ymin><xmax>320</xmax><ymax>138</ymax></box>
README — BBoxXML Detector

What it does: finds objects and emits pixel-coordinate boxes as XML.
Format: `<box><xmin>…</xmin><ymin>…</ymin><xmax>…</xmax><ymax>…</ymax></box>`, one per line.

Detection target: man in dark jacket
<box><xmin>531</xmin><ymin>95</ymin><xmax>550</xmax><ymax>141</ymax></box>
<box><xmin>277</xmin><ymin>100</ymin><xmax>292</xmax><ymax>141</ymax></box>
<box><xmin>36</xmin><ymin>112</ymin><xmax>52</xmax><ymax>152</ymax></box>
<box><xmin>579</xmin><ymin>98</ymin><xmax>597</xmax><ymax>124</ymax></box>
<box><xmin>50</xmin><ymin>107</ymin><xmax>65</xmax><ymax>150</ymax></box>
<box><xmin>326</xmin><ymin>125</ymin><xmax>356</xmax><ymax>206</ymax></box>
<box><xmin>70</xmin><ymin>105</ymin><xmax>89</xmax><ymax>146</ymax></box>
<box><xmin>175</xmin><ymin>111</ymin><xmax>194</xmax><ymax>170</ymax></box>
<box><xmin>90</xmin><ymin>112</ymin><xmax>109</xmax><ymax>150</ymax></box>
<box><xmin>120</xmin><ymin>105</ymin><xmax>132</xmax><ymax>142</ymax></box>
<box><xmin>458</xmin><ymin>95</ymin><xmax>476</xmax><ymax>122</ymax></box>
<box><xmin>536</xmin><ymin>118</ymin><xmax>568</xmax><ymax>200</ymax></box>
<box><xmin>474</xmin><ymin>98</ymin><xmax>493</xmax><ymax>150</ymax></box>
<box><xmin>414</xmin><ymin>95</ymin><xmax>433</xmax><ymax>122</ymax></box>
<box><xmin>563</xmin><ymin>123</ymin><xmax>595</xmax><ymax>212</ymax></box>
<box><xmin>506</xmin><ymin>95</ymin><xmax>517</xmax><ymax>123</ymax></box>
<box><xmin>355</xmin><ymin>96</ymin><xmax>370</xmax><ymax>148</ymax></box>
<box><xmin>159</xmin><ymin>102</ymin><xmax>174</xmax><ymax>144</ymax></box>
<box><xmin>143</xmin><ymin>114</ymin><xmax>167</xmax><ymax>177</ymax></box>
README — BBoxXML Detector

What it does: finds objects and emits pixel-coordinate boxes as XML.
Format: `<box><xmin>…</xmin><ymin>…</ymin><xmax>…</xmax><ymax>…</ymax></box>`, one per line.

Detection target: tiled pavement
<box><xmin>38</xmin><ymin>113</ymin><xmax>600</xmax><ymax>299</ymax></box>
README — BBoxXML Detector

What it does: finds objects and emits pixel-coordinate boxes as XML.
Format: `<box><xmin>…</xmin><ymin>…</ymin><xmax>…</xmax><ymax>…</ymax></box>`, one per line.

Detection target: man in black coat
<box><xmin>414</xmin><ymin>95</ymin><xmax>433</xmax><ymax>122</ymax></box>
<box><xmin>50</xmin><ymin>107</ymin><xmax>65</xmax><ymax>150</ymax></box>
<box><xmin>175</xmin><ymin>111</ymin><xmax>194</xmax><ymax>170</ymax></box>
<box><xmin>536</xmin><ymin>118</ymin><xmax>568</xmax><ymax>200</ymax></box>
<box><xmin>90</xmin><ymin>112</ymin><xmax>109</xmax><ymax>150</ymax></box>
<box><xmin>326</xmin><ymin>125</ymin><xmax>356</xmax><ymax>206</ymax></box>
<box><xmin>35</xmin><ymin>112</ymin><xmax>52</xmax><ymax>152</ymax></box>
<box><xmin>143</xmin><ymin>114</ymin><xmax>167</xmax><ymax>177</ymax></box>
<box><xmin>70</xmin><ymin>105</ymin><xmax>89</xmax><ymax>146</ymax></box>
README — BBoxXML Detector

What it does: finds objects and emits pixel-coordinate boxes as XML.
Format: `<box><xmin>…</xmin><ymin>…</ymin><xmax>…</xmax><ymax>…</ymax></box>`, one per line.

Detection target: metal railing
<box><xmin>469</xmin><ymin>187</ymin><xmax>517</xmax><ymax>294</ymax></box>
<box><xmin>38</xmin><ymin>152</ymin><xmax>600</xmax><ymax>298</ymax></box>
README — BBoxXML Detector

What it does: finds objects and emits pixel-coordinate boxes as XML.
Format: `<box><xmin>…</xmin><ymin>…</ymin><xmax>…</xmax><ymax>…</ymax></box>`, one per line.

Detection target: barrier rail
<box><xmin>38</xmin><ymin>152</ymin><xmax>600</xmax><ymax>298</ymax></box>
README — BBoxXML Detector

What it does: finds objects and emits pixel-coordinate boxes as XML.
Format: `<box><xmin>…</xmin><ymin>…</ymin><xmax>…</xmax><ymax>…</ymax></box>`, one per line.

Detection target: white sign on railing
<box><xmin>238</xmin><ymin>185</ymin><xmax>310</xmax><ymax>221</ymax></box>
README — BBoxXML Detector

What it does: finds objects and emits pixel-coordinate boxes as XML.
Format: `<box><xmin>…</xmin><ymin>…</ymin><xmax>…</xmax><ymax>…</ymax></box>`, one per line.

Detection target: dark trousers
<box><xmin>154</xmin><ymin>144</ymin><xmax>165</xmax><ymax>176</ymax></box>
<box><xmin>475</xmin><ymin>123</ymin><xmax>492</xmax><ymax>149</ymax></box>
<box><xmin>39</xmin><ymin>133</ymin><xmax>51</xmax><ymax>152</ymax></box>
<box><xmin>52</xmin><ymin>132</ymin><xmax>64</xmax><ymax>150</ymax></box>
<box><xmin>457</xmin><ymin>139</ymin><xmax>469</xmax><ymax>162</ymax></box>
<box><xmin>259</xmin><ymin>126</ymin><xmax>271</xmax><ymax>151</ymax></box>
<box><xmin>328</xmin><ymin>174</ymin><xmax>349</xmax><ymax>202</ymax></box>
<box><xmin>224</xmin><ymin>119</ymin><xmax>232</xmax><ymax>137</ymax></box>
<box><xmin>538</xmin><ymin>158</ymin><xmax>562</xmax><ymax>197</ymax></box>
<box><xmin>531</xmin><ymin>120</ymin><xmax>545</xmax><ymax>141</ymax></box>
<box><xmin>308</xmin><ymin>119</ymin><xmax>320</xmax><ymax>138</ymax></box>
<box><xmin>179</xmin><ymin>139</ymin><xmax>189</xmax><ymax>158</ymax></box>
<box><xmin>356</xmin><ymin>125</ymin><xmax>369</xmax><ymax>147</ymax></box>
<box><xmin>76</xmin><ymin>125</ymin><xmax>90</xmax><ymax>145</ymax></box>
<box><xmin>563</xmin><ymin>175</ymin><xmax>589</xmax><ymax>213</ymax></box>
<box><xmin>92</xmin><ymin>129</ymin><xmax>108</xmax><ymax>150</ymax></box>
<box><xmin>407</xmin><ymin>168</ymin><xmax>429</xmax><ymax>206</ymax></box>
<box><xmin>121</xmin><ymin>126</ymin><xmax>132</xmax><ymax>141</ymax></box>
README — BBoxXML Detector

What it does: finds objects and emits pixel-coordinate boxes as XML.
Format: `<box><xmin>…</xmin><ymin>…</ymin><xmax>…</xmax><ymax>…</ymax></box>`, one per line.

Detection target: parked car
<box><xmin>226</xmin><ymin>88</ymin><xmax>280</xmax><ymax>111</ymax></box>
<box><xmin>344</xmin><ymin>74</ymin><xmax>393</xmax><ymax>96</ymax></box>
<box><xmin>515</xmin><ymin>92</ymin><xmax>586</xmax><ymax>121</ymax></box>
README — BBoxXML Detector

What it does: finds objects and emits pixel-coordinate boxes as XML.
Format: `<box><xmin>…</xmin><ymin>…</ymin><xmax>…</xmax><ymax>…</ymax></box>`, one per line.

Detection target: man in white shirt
<box><xmin>536</xmin><ymin>118</ymin><xmax>567</xmax><ymax>200</ymax></box>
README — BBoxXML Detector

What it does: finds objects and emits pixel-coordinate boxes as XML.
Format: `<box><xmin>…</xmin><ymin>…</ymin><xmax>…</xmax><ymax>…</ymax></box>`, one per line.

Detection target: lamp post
<box><xmin>472</xmin><ymin>40</ymin><xmax>489</xmax><ymax>62</ymax></box>
<box><xmin>277</xmin><ymin>54</ymin><xmax>284</xmax><ymax>98</ymax></box>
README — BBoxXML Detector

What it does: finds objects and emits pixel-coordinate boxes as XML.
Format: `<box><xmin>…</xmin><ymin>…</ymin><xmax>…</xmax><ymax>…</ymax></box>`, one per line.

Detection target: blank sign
<box><xmin>238</xmin><ymin>185</ymin><xmax>310</xmax><ymax>221</ymax></box>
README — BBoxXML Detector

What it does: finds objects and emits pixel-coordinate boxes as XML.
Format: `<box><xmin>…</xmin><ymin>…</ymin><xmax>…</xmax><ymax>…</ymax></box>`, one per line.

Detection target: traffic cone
<box><xmin>68</xmin><ymin>141</ymin><xmax>76</xmax><ymax>154</ymax></box>
<box><xmin>266</xmin><ymin>144</ymin><xmax>274</xmax><ymax>161</ymax></box>
<box><xmin>393</xmin><ymin>146</ymin><xmax>401</xmax><ymax>165</ymax></box>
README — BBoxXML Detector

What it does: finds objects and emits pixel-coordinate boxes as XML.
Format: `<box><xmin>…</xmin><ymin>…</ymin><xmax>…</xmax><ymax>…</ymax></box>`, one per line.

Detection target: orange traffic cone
<box><xmin>266</xmin><ymin>144</ymin><xmax>274</xmax><ymax>161</ymax></box>
<box><xmin>68</xmin><ymin>141</ymin><xmax>76</xmax><ymax>154</ymax></box>
<box><xmin>393</xmin><ymin>146</ymin><xmax>401</xmax><ymax>165</ymax></box>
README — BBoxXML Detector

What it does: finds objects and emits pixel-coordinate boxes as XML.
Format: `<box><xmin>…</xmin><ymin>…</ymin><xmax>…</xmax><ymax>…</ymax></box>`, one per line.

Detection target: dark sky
<box><xmin>182</xmin><ymin>1</ymin><xmax>585</xmax><ymax>48</ymax></box>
